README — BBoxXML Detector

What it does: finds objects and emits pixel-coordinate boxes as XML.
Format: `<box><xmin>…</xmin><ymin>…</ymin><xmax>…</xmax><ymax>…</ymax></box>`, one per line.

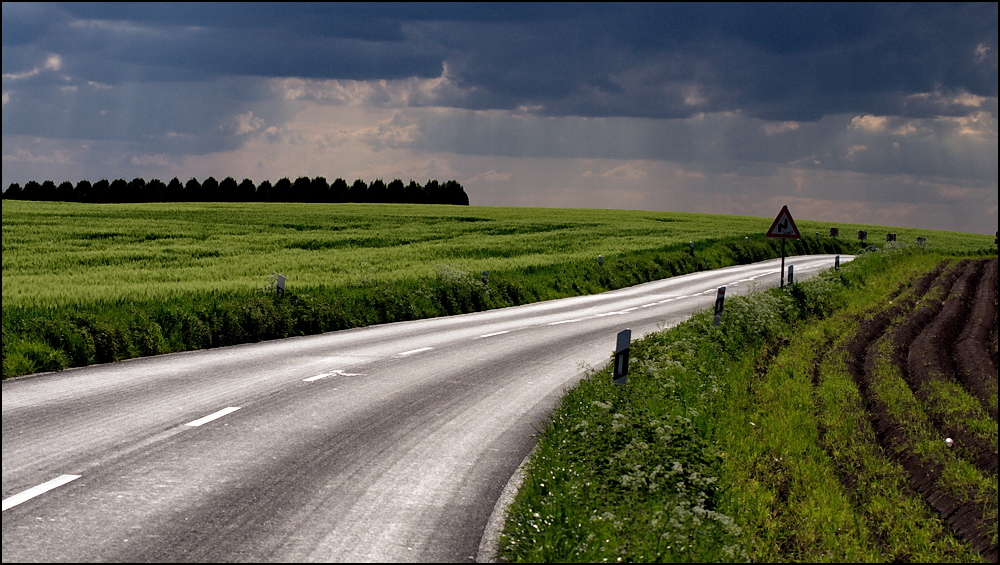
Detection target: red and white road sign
<box><xmin>766</xmin><ymin>205</ymin><xmax>801</xmax><ymax>239</ymax></box>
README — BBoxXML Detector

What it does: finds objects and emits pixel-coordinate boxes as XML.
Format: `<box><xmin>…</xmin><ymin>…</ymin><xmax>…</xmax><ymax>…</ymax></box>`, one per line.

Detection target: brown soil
<box><xmin>845</xmin><ymin>258</ymin><xmax>999</xmax><ymax>562</ymax></box>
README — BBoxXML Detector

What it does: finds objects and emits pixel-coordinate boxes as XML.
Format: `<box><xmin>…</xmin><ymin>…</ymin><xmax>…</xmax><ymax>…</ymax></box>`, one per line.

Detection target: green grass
<box><xmin>498</xmin><ymin>248</ymin><xmax>995</xmax><ymax>562</ymax></box>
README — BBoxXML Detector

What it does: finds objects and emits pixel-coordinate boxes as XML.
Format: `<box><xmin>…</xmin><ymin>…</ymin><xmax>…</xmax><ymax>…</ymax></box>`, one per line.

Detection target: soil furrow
<box><xmin>845</xmin><ymin>262</ymin><xmax>997</xmax><ymax>561</ymax></box>
<box><xmin>954</xmin><ymin>257</ymin><xmax>998</xmax><ymax>421</ymax></box>
<box><xmin>903</xmin><ymin>260</ymin><xmax>996</xmax><ymax>476</ymax></box>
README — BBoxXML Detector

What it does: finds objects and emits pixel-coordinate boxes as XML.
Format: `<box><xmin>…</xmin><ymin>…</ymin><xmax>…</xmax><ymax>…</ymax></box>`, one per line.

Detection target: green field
<box><xmin>3</xmin><ymin>201</ymin><xmax>992</xmax><ymax>308</ymax></box>
<box><xmin>1</xmin><ymin>200</ymin><xmax>993</xmax><ymax>380</ymax></box>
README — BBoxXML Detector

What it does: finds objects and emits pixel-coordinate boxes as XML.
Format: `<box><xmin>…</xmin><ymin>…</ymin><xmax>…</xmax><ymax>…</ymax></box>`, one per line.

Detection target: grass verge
<box><xmin>498</xmin><ymin>247</ymin><xmax>995</xmax><ymax>562</ymax></box>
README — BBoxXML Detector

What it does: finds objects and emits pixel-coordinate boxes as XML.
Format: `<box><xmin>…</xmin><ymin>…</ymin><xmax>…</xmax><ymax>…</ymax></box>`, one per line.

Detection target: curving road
<box><xmin>2</xmin><ymin>255</ymin><xmax>849</xmax><ymax>562</ymax></box>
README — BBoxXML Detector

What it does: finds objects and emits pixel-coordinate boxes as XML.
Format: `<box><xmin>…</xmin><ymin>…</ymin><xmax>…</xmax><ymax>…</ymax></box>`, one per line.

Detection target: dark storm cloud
<box><xmin>1</xmin><ymin>75</ymin><xmax>293</xmax><ymax>156</ymax></box>
<box><xmin>5</xmin><ymin>3</ymin><xmax>996</xmax><ymax>121</ymax></box>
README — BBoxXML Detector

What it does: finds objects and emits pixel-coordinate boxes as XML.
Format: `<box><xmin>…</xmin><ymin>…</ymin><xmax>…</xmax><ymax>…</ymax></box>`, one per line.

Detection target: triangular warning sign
<box><xmin>766</xmin><ymin>205</ymin><xmax>801</xmax><ymax>239</ymax></box>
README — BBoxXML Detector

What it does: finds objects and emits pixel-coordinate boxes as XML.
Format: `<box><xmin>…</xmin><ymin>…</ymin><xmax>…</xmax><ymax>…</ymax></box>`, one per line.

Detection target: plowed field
<box><xmin>846</xmin><ymin>258</ymin><xmax>998</xmax><ymax>560</ymax></box>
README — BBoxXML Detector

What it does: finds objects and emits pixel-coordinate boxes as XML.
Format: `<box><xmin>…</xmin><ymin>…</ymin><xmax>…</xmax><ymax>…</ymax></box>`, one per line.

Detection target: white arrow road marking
<box><xmin>2</xmin><ymin>475</ymin><xmax>81</xmax><ymax>512</ymax></box>
<box><xmin>184</xmin><ymin>407</ymin><xmax>241</xmax><ymax>427</ymax></box>
<box><xmin>331</xmin><ymin>369</ymin><xmax>365</xmax><ymax>377</ymax></box>
<box><xmin>305</xmin><ymin>370</ymin><xmax>366</xmax><ymax>382</ymax></box>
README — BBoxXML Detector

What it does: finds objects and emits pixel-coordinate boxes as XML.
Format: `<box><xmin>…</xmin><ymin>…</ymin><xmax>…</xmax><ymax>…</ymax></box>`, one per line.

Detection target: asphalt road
<box><xmin>2</xmin><ymin>255</ymin><xmax>849</xmax><ymax>562</ymax></box>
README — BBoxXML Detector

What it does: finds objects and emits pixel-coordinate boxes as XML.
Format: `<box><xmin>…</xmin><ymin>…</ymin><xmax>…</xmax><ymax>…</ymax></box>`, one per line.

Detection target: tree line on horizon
<box><xmin>2</xmin><ymin>176</ymin><xmax>470</xmax><ymax>205</ymax></box>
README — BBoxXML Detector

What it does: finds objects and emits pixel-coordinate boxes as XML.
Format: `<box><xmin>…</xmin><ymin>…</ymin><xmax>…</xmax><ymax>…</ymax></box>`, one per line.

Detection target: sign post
<box><xmin>613</xmin><ymin>329</ymin><xmax>631</xmax><ymax>386</ymax></box>
<box><xmin>765</xmin><ymin>205</ymin><xmax>801</xmax><ymax>287</ymax></box>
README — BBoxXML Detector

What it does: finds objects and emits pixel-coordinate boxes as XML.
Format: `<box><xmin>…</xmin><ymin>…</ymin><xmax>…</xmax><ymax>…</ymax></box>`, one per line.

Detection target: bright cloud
<box><xmin>232</xmin><ymin>112</ymin><xmax>265</xmax><ymax>135</ymax></box>
<box><xmin>850</xmin><ymin>115</ymin><xmax>888</xmax><ymax>132</ymax></box>
<box><xmin>763</xmin><ymin>121</ymin><xmax>800</xmax><ymax>135</ymax></box>
<box><xmin>2</xmin><ymin>54</ymin><xmax>62</xmax><ymax>80</ymax></box>
<box><xmin>273</xmin><ymin>64</ymin><xmax>471</xmax><ymax>108</ymax></box>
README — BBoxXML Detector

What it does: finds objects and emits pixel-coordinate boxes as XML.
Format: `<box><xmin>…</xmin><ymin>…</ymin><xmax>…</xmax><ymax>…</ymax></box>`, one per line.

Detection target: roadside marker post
<box><xmin>713</xmin><ymin>286</ymin><xmax>726</xmax><ymax>326</ymax></box>
<box><xmin>787</xmin><ymin>265</ymin><xmax>794</xmax><ymax>286</ymax></box>
<box><xmin>835</xmin><ymin>255</ymin><xmax>840</xmax><ymax>271</ymax></box>
<box><xmin>598</xmin><ymin>255</ymin><xmax>604</xmax><ymax>266</ymax></box>
<box><xmin>482</xmin><ymin>270</ymin><xmax>488</xmax><ymax>286</ymax></box>
<box><xmin>765</xmin><ymin>205</ymin><xmax>801</xmax><ymax>288</ymax></box>
<box><xmin>276</xmin><ymin>274</ymin><xmax>286</xmax><ymax>297</ymax></box>
<box><xmin>689</xmin><ymin>241</ymin><xmax>695</xmax><ymax>256</ymax></box>
<box><xmin>613</xmin><ymin>329</ymin><xmax>631</xmax><ymax>386</ymax></box>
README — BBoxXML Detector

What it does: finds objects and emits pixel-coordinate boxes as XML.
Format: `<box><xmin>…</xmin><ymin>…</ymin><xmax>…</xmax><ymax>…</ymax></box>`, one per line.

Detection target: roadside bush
<box><xmin>127</xmin><ymin>311</ymin><xmax>166</xmax><ymax>357</ymax></box>
<box><xmin>74</xmin><ymin>315</ymin><xmax>130</xmax><ymax>363</ymax></box>
<box><xmin>4</xmin><ymin>339</ymin><xmax>70</xmax><ymax>376</ymax></box>
<box><xmin>35</xmin><ymin>318</ymin><xmax>96</xmax><ymax>366</ymax></box>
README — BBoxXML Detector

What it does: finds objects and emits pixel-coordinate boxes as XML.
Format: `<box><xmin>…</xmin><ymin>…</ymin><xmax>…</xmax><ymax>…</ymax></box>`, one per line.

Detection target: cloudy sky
<box><xmin>3</xmin><ymin>3</ymin><xmax>997</xmax><ymax>234</ymax></box>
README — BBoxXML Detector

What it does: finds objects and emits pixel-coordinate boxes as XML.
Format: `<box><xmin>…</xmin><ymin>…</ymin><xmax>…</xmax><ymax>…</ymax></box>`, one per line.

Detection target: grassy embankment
<box><xmin>498</xmin><ymin>245</ymin><xmax>997</xmax><ymax>563</ymax></box>
<box><xmin>0</xmin><ymin>200</ymin><xmax>902</xmax><ymax>378</ymax></box>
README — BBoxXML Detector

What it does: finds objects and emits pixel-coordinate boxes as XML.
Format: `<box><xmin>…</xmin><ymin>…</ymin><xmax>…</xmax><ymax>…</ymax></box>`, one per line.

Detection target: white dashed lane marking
<box><xmin>184</xmin><ymin>407</ymin><xmax>241</xmax><ymax>427</ymax></box>
<box><xmin>2</xmin><ymin>474</ymin><xmax>82</xmax><ymax>512</ymax></box>
<box><xmin>399</xmin><ymin>347</ymin><xmax>433</xmax><ymax>356</ymax></box>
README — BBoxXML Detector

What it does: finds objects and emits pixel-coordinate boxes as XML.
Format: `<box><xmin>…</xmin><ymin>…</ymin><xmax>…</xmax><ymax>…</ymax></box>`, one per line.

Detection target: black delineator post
<box><xmin>713</xmin><ymin>286</ymin><xmax>726</xmax><ymax>326</ymax></box>
<box><xmin>276</xmin><ymin>274</ymin><xmax>286</xmax><ymax>298</ymax></box>
<box><xmin>613</xmin><ymin>329</ymin><xmax>631</xmax><ymax>386</ymax></box>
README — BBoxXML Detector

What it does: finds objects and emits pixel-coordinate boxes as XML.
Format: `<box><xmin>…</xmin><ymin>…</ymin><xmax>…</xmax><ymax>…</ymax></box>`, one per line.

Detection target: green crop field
<box><xmin>3</xmin><ymin>200</ymin><xmax>992</xmax><ymax>308</ymax></box>
<box><xmin>2</xmin><ymin>200</ymin><xmax>994</xmax><ymax>380</ymax></box>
